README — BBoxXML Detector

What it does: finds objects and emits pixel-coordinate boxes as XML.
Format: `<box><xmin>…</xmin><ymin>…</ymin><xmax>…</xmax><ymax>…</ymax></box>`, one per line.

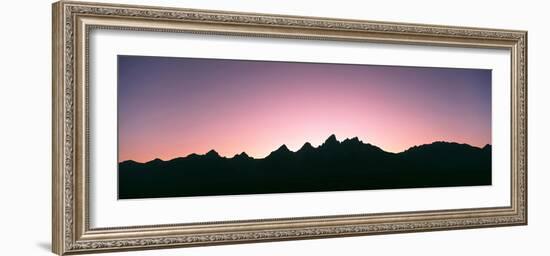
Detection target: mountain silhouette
<box><xmin>119</xmin><ymin>135</ymin><xmax>491</xmax><ymax>199</ymax></box>
<box><xmin>323</xmin><ymin>134</ymin><xmax>339</xmax><ymax>147</ymax></box>
<box><xmin>297</xmin><ymin>142</ymin><xmax>315</xmax><ymax>155</ymax></box>
<box><xmin>233</xmin><ymin>152</ymin><xmax>252</xmax><ymax>161</ymax></box>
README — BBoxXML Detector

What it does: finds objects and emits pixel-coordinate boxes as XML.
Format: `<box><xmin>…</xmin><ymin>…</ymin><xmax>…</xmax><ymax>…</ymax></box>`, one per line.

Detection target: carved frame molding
<box><xmin>52</xmin><ymin>1</ymin><xmax>527</xmax><ymax>255</ymax></box>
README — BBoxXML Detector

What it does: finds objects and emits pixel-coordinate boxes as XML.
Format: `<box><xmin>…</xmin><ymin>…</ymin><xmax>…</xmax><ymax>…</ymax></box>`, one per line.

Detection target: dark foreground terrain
<box><xmin>119</xmin><ymin>135</ymin><xmax>491</xmax><ymax>199</ymax></box>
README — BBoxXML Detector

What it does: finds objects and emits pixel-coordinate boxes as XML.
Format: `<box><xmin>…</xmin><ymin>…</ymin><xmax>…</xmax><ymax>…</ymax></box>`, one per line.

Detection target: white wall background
<box><xmin>0</xmin><ymin>0</ymin><xmax>547</xmax><ymax>255</ymax></box>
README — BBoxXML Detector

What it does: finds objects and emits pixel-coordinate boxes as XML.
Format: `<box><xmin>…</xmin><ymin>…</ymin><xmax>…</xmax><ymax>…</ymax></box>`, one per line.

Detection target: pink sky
<box><xmin>118</xmin><ymin>56</ymin><xmax>491</xmax><ymax>162</ymax></box>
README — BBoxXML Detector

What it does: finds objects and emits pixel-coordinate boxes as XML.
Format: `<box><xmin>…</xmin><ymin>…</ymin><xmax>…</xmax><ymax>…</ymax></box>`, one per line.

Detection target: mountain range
<box><xmin>119</xmin><ymin>135</ymin><xmax>491</xmax><ymax>199</ymax></box>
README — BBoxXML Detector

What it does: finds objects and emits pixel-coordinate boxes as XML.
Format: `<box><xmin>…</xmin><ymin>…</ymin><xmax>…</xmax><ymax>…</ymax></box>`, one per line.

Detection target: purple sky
<box><xmin>118</xmin><ymin>55</ymin><xmax>491</xmax><ymax>162</ymax></box>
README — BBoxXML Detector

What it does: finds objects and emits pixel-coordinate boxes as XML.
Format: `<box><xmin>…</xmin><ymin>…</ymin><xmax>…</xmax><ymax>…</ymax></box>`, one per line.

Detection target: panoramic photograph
<box><xmin>117</xmin><ymin>55</ymin><xmax>492</xmax><ymax>199</ymax></box>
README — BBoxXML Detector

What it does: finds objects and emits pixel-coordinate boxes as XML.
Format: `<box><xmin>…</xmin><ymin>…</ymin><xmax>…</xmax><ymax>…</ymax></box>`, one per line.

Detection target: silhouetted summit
<box><xmin>147</xmin><ymin>158</ymin><xmax>163</xmax><ymax>164</ymax></box>
<box><xmin>267</xmin><ymin>144</ymin><xmax>293</xmax><ymax>159</ymax></box>
<box><xmin>298</xmin><ymin>142</ymin><xmax>315</xmax><ymax>153</ymax></box>
<box><xmin>322</xmin><ymin>134</ymin><xmax>339</xmax><ymax>147</ymax></box>
<box><xmin>342</xmin><ymin>137</ymin><xmax>361</xmax><ymax>145</ymax></box>
<box><xmin>233</xmin><ymin>152</ymin><xmax>252</xmax><ymax>160</ymax></box>
<box><xmin>119</xmin><ymin>136</ymin><xmax>492</xmax><ymax>199</ymax></box>
<box><xmin>205</xmin><ymin>149</ymin><xmax>221</xmax><ymax>158</ymax></box>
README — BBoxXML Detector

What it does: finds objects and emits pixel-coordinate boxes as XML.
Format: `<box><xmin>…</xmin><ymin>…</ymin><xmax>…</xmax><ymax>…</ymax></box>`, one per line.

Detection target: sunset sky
<box><xmin>118</xmin><ymin>55</ymin><xmax>491</xmax><ymax>162</ymax></box>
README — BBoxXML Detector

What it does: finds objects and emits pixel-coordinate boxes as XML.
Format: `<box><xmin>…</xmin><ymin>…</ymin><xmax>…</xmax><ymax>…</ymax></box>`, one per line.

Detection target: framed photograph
<box><xmin>52</xmin><ymin>1</ymin><xmax>527</xmax><ymax>255</ymax></box>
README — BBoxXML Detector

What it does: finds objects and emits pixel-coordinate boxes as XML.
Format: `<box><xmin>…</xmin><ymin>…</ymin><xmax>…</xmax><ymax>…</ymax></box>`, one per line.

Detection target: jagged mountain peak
<box><xmin>266</xmin><ymin>144</ymin><xmax>293</xmax><ymax>159</ymax></box>
<box><xmin>276</xmin><ymin>144</ymin><xmax>291</xmax><ymax>152</ymax></box>
<box><xmin>146</xmin><ymin>158</ymin><xmax>164</xmax><ymax>164</ymax></box>
<box><xmin>342</xmin><ymin>136</ymin><xmax>361</xmax><ymax>144</ymax></box>
<box><xmin>205</xmin><ymin>149</ymin><xmax>221</xmax><ymax>158</ymax></box>
<box><xmin>299</xmin><ymin>142</ymin><xmax>314</xmax><ymax>150</ymax></box>
<box><xmin>233</xmin><ymin>152</ymin><xmax>252</xmax><ymax>160</ymax></box>
<box><xmin>323</xmin><ymin>134</ymin><xmax>339</xmax><ymax>146</ymax></box>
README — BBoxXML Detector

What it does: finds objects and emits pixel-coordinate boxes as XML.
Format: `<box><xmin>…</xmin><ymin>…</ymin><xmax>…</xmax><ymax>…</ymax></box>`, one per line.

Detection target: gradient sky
<box><xmin>118</xmin><ymin>55</ymin><xmax>491</xmax><ymax>162</ymax></box>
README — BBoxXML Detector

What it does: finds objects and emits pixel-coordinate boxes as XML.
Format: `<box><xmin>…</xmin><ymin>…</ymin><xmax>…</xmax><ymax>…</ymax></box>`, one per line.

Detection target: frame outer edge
<box><xmin>522</xmin><ymin>31</ymin><xmax>528</xmax><ymax>225</ymax></box>
<box><xmin>55</xmin><ymin>1</ymin><xmax>528</xmax><ymax>254</ymax></box>
<box><xmin>52</xmin><ymin>1</ymin><xmax>65</xmax><ymax>255</ymax></box>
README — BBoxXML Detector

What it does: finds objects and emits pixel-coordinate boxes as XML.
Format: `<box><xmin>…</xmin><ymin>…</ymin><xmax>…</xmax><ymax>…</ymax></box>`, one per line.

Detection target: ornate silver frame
<box><xmin>52</xmin><ymin>1</ymin><xmax>527</xmax><ymax>255</ymax></box>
